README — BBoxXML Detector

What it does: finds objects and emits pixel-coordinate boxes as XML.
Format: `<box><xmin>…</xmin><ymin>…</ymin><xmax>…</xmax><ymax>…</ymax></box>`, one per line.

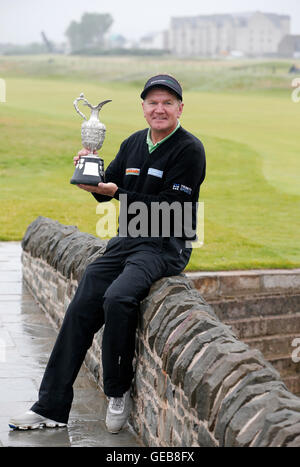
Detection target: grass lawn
<box><xmin>0</xmin><ymin>55</ymin><xmax>299</xmax><ymax>271</ymax></box>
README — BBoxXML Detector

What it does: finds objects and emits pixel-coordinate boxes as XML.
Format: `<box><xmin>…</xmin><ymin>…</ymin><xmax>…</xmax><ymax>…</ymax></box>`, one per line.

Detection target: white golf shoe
<box><xmin>106</xmin><ymin>390</ymin><xmax>133</xmax><ymax>434</ymax></box>
<box><xmin>9</xmin><ymin>410</ymin><xmax>67</xmax><ymax>430</ymax></box>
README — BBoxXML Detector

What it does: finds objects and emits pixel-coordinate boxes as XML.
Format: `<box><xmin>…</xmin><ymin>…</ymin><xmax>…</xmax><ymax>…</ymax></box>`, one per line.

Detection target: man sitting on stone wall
<box><xmin>9</xmin><ymin>74</ymin><xmax>206</xmax><ymax>434</ymax></box>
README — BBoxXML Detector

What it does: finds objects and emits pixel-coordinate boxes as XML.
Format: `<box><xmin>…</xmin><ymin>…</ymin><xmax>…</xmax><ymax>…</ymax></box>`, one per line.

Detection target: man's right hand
<box><xmin>73</xmin><ymin>148</ymin><xmax>98</xmax><ymax>166</ymax></box>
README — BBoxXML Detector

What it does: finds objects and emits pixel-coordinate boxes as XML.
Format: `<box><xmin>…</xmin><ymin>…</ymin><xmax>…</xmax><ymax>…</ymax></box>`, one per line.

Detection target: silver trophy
<box><xmin>70</xmin><ymin>93</ymin><xmax>112</xmax><ymax>186</ymax></box>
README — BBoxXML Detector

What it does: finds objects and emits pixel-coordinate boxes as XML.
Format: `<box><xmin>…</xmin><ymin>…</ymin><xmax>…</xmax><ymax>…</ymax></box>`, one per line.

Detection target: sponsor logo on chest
<box><xmin>147</xmin><ymin>168</ymin><xmax>164</xmax><ymax>178</ymax></box>
<box><xmin>126</xmin><ymin>168</ymin><xmax>140</xmax><ymax>176</ymax></box>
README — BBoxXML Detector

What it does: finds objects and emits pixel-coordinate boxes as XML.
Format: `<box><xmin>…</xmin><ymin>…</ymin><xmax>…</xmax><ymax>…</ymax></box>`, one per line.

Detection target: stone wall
<box><xmin>187</xmin><ymin>271</ymin><xmax>300</xmax><ymax>396</ymax></box>
<box><xmin>21</xmin><ymin>217</ymin><xmax>300</xmax><ymax>447</ymax></box>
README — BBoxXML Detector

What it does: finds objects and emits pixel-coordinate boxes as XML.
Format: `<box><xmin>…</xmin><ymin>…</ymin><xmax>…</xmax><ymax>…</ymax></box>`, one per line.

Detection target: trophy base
<box><xmin>70</xmin><ymin>154</ymin><xmax>104</xmax><ymax>186</ymax></box>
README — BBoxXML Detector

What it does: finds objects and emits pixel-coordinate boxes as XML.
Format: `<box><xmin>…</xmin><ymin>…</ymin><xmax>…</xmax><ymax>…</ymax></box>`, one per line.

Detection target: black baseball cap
<box><xmin>141</xmin><ymin>74</ymin><xmax>183</xmax><ymax>101</ymax></box>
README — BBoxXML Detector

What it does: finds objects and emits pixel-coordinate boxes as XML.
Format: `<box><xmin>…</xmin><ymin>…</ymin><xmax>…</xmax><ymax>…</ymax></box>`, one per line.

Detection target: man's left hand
<box><xmin>77</xmin><ymin>182</ymin><xmax>118</xmax><ymax>197</ymax></box>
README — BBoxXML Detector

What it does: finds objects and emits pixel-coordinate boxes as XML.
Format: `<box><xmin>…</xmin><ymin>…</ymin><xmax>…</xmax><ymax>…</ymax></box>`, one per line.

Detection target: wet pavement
<box><xmin>0</xmin><ymin>242</ymin><xmax>142</xmax><ymax>447</ymax></box>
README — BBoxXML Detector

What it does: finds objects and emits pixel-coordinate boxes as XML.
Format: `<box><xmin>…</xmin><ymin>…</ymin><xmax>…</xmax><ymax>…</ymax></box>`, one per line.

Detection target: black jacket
<box><xmin>93</xmin><ymin>127</ymin><xmax>206</xmax><ymax>240</ymax></box>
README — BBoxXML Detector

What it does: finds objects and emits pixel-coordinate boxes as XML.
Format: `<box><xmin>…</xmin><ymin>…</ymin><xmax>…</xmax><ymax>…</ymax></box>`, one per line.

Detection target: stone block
<box><xmin>198</xmin><ymin>348</ymin><xmax>270</xmax><ymax>422</ymax></box>
<box><xmin>253</xmin><ymin>405</ymin><xmax>300</xmax><ymax>447</ymax></box>
<box><xmin>229</xmin><ymin>313</ymin><xmax>300</xmax><ymax>340</ymax></box>
<box><xmin>184</xmin><ymin>338</ymin><xmax>248</xmax><ymax>409</ymax></box>
<box><xmin>55</xmin><ymin>232</ymin><xmax>88</xmax><ymax>277</ymax></box>
<box><xmin>282</xmin><ymin>375</ymin><xmax>300</xmax><ymax>397</ymax></box>
<box><xmin>214</xmin><ymin>367</ymin><xmax>285</xmax><ymax>445</ymax></box>
<box><xmin>144</xmin><ymin>400</ymin><xmax>158</xmax><ymax>437</ymax></box>
<box><xmin>170</xmin><ymin>323</ymin><xmax>236</xmax><ymax>382</ymax></box>
<box><xmin>182</xmin><ymin>416</ymin><xmax>193</xmax><ymax>446</ymax></box>
<box><xmin>157</xmin><ymin>297</ymin><xmax>216</xmax><ymax>351</ymax></box>
<box><xmin>197</xmin><ymin>423</ymin><xmax>218</xmax><ymax>447</ymax></box>
<box><xmin>160</xmin><ymin>407</ymin><xmax>174</xmax><ymax>446</ymax></box>
<box><xmin>187</xmin><ymin>274</ymin><xmax>220</xmax><ymax>298</ymax></box>
<box><xmin>57</xmin><ymin>279</ymin><xmax>67</xmax><ymax>303</ymax></box>
<box><xmin>244</xmin><ymin>333</ymin><xmax>300</xmax><ymax>360</ymax></box>
<box><xmin>147</xmin><ymin>295</ymin><xmax>192</xmax><ymax>350</ymax></box>
<box><xmin>140</xmin><ymin>277</ymin><xmax>193</xmax><ymax>330</ymax></box>
<box><xmin>171</xmin><ymin>326</ymin><xmax>238</xmax><ymax>386</ymax></box>
<box><xmin>158</xmin><ymin>307</ymin><xmax>219</xmax><ymax>364</ymax></box>
<box><xmin>176</xmin><ymin>402</ymin><xmax>185</xmax><ymax>419</ymax></box>
<box><xmin>225</xmin><ymin>388</ymin><xmax>291</xmax><ymax>447</ymax></box>
<box><xmin>208</xmin><ymin>362</ymin><xmax>263</xmax><ymax>431</ymax></box>
<box><xmin>286</xmin><ymin>434</ymin><xmax>300</xmax><ymax>447</ymax></box>
<box><xmin>221</xmin><ymin>273</ymin><xmax>261</xmax><ymax>296</ymax></box>
<box><xmin>262</xmin><ymin>273</ymin><xmax>300</xmax><ymax>293</ymax></box>
<box><xmin>270</xmin><ymin>422</ymin><xmax>300</xmax><ymax>447</ymax></box>
<box><xmin>153</xmin><ymin>288</ymin><xmax>216</xmax><ymax>355</ymax></box>
<box><xmin>166</xmin><ymin>378</ymin><xmax>175</xmax><ymax>408</ymax></box>
<box><xmin>156</xmin><ymin>370</ymin><xmax>167</xmax><ymax>399</ymax></box>
<box><xmin>21</xmin><ymin>216</ymin><xmax>55</xmax><ymax>251</ymax></box>
<box><xmin>134</xmin><ymin>371</ymin><xmax>145</xmax><ymax>397</ymax></box>
<box><xmin>212</xmin><ymin>293</ymin><xmax>300</xmax><ymax>324</ymax></box>
<box><xmin>173</xmin><ymin>414</ymin><xmax>183</xmax><ymax>440</ymax></box>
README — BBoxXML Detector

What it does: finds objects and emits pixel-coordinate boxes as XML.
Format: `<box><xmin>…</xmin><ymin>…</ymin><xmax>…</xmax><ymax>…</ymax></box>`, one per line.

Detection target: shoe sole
<box><xmin>106</xmin><ymin>426</ymin><xmax>123</xmax><ymax>434</ymax></box>
<box><xmin>9</xmin><ymin>421</ymin><xmax>66</xmax><ymax>430</ymax></box>
<box><xmin>106</xmin><ymin>419</ymin><xmax>130</xmax><ymax>434</ymax></box>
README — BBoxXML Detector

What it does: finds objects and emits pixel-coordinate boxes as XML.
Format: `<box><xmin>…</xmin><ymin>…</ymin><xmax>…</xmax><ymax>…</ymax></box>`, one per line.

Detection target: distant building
<box><xmin>138</xmin><ymin>31</ymin><xmax>169</xmax><ymax>51</ymax></box>
<box><xmin>278</xmin><ymin>35</ymin><xmax>300</xmax><ymax>58</ymax></box>
<box><xmin>169</xmin><ymin>11</ymin><xmax>290</xmax><ymax>57</ymax></box>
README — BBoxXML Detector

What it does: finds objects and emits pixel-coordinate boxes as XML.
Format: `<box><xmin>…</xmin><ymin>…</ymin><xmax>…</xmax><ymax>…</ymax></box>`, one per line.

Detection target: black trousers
<box><xmin>31</xmin><ymin>236</ymin><xmax>192</xmax><ymax>424</ymax></box>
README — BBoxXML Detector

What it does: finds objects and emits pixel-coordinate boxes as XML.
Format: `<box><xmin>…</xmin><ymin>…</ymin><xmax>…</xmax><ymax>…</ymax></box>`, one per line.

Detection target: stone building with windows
<box><xmin>168</xmin><ymin>11</ymin><xmax>290</xmax><ymax>57</ymax></box>
<box><xmin>278</xmin><ymin>35</ymin><xmax>300</xmax><ymax>58</ymax></box>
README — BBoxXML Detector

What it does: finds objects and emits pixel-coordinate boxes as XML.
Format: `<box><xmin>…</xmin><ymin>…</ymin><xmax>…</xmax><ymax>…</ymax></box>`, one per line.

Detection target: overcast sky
<box><xmin>0</xmin><ymin>0</ymin><xmax>299</xmax><ymax>44</ymax></box>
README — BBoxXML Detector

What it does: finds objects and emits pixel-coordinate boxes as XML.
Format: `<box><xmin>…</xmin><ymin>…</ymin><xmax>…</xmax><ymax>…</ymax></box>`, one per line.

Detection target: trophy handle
<box><xmin>73</xmin><ymin>93</ymin><xmax>91</xmax><ymax>121</ymax></box>
<box><xmin>95</xmin><ymin>100</ymin><xmax>112</xmax><ymax>111</ymax></box>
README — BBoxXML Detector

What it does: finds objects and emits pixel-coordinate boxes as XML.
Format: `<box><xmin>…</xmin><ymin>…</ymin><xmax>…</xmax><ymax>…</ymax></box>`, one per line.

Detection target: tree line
<box><xmin>0</xmin><ymin>12</ymin><xmax>114</xmax><ymax>55</ymax></box>
<box><xmin>65</xmin><ymin>12</ymin><xmax>113</xmax><ymax>53</ymax></box>
<box><xmin>0</xmin><ymin>12</ymin><xmax>168</xmax><ymax>56</ymax></box>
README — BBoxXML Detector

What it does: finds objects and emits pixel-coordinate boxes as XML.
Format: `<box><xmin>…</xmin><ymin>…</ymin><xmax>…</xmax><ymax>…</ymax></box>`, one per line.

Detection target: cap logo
<box><xmin>150</xmin><ymin>79</ymin><xmax>176</xmax><ymax>86</ymax></box>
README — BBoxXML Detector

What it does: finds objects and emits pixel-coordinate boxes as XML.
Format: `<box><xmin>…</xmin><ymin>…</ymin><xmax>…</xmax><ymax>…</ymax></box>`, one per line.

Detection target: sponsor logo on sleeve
<box><xmin>180</xmin><ymin>184</ymin><xmax>192</xmax><ymax>195</ymax></box>
<box><xmin>172</xmin><ymin>183</ymin><xmax>192</xmax><ymax>195</ymax></box>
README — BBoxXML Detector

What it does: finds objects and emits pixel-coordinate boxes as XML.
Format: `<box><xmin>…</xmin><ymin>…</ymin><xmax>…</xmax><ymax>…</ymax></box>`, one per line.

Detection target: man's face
<box><xmin>142</xmin><ymin>88</ymin><xmax>184</xmax><ymax>135</ymax></box>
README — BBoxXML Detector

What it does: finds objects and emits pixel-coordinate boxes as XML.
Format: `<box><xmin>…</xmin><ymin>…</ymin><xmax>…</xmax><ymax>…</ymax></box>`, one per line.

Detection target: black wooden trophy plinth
<box><xmin>70</xmin><ymin>155</ymin><xmax>105</xmax><ymax>186</ymax></box>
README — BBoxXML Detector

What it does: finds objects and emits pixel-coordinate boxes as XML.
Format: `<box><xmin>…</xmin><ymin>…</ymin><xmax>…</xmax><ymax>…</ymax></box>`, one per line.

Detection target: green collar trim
<box><xmin>146</xmin><ymin>121</ymin><xmax>181</xmax><ymax>154</ymax></box>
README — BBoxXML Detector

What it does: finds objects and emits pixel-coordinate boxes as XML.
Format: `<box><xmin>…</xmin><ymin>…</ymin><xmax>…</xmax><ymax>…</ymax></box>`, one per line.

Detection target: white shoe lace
<box><xmin>109</xmin><ymin>396</ymin><xmax>125</xmax><ymax>414</ymax></box>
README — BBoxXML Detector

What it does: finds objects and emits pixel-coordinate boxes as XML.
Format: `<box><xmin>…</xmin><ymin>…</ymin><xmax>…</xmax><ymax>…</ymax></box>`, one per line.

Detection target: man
<box><xmin>9</xmin><ymin>75</ymin><xmax>206</xmax><ymax>434</ymax></box>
